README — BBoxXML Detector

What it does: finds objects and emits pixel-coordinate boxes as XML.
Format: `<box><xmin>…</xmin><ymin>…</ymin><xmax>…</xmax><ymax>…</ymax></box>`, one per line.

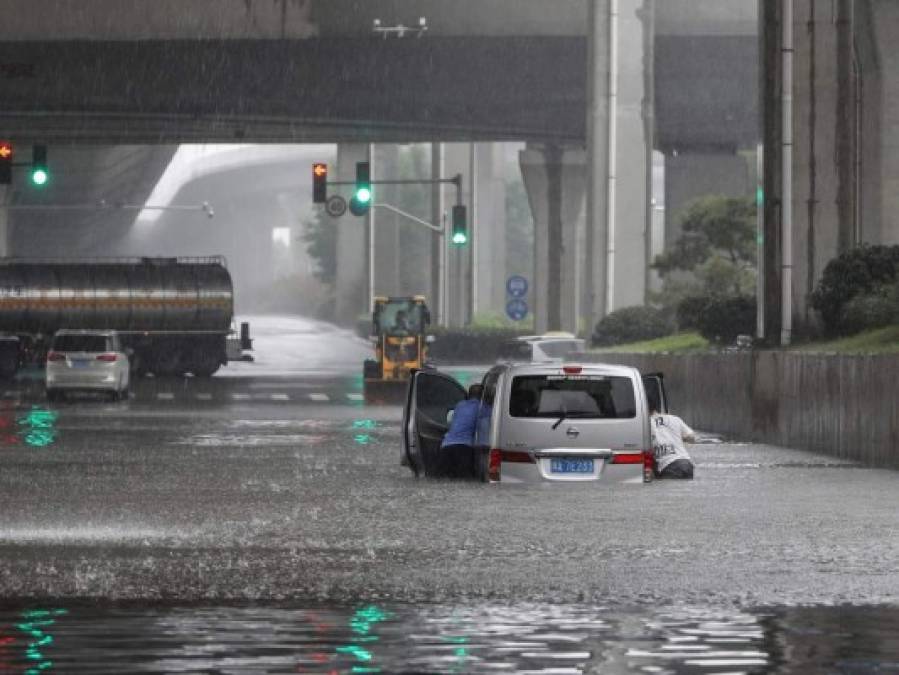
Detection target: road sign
<box><xmin>325</xmin><ymin>194</ymin><xmax>347</xmax><ymax>217</ymax></box>
<box><xmin>506</xmin><ymin>298</ymin><xmax>528</xmax><ymax>321</ymax></box>
<box><xmin>506</xmin><ymin>275</ymin><xmax>528</xmax><ymax>298</ymax></box>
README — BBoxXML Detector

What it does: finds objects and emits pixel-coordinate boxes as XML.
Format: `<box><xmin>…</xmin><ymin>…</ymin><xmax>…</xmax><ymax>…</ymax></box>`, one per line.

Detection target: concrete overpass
<box><xmin>0</xmin><ymin>0</ymin><xmax>766</xmax><ymax>333</ymax></box>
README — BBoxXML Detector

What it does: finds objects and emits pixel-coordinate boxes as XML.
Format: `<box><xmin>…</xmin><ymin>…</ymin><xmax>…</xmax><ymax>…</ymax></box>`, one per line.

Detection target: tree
<box><xmin>302</xmin><ymin>206</ymin><xmax>336</xmax><ymax>286</ymax></box>
<box><xmin>653</xmin><ymin>195</ymin><xmax>757</xmax><ymax>300</ymax></box>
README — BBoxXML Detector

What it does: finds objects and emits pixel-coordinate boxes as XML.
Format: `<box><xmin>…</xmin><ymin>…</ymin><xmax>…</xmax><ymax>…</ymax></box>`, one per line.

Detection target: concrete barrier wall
<box><xmin>578</xmin><ymin>352</ymin><xmax>899</xmax><ymax>468</ymax></box>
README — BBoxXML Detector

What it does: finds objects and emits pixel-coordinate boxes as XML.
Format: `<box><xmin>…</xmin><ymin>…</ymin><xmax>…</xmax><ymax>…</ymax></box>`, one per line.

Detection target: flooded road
<box><xmin>1</xmin><ymin>602</ymin><xmax>897</xmax><ymax>673</ymax></box>
<box><xmin>0</xmin><ymin>316</ymin><xmax>897</xmax><ymax>672</ymax></box>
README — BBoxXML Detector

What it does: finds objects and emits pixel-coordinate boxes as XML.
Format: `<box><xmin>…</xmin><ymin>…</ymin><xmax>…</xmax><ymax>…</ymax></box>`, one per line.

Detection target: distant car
<box><xmin>403</xmin><ymin>361</ymin><xmax>668</xmax><ymax>484</ymax></box>
<box><xmin>497</xmin><ymin>333</ymin><xmax>586</xmax><ymax>363</ymax></box>
<box><xmin>45</xmin><ymin>329</ymin><xmax>130</xmax><ymax>402</ymax></box>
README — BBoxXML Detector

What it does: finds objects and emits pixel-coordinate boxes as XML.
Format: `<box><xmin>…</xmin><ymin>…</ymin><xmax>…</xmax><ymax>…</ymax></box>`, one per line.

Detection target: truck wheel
<box><xmin>188</xmin><ymin>350</ymin><xmax>221</xmax><ymax>377</ymax></box>
<box><xmin>152</xmin><ymin>349</ymin><xmax>182</xmax><ymax>377</ymax></box>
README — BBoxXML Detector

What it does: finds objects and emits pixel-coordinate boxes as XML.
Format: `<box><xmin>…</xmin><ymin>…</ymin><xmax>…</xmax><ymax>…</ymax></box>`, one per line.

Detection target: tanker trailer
<box><xmin>0</xmin><ymin>257</ymin><xmax>244</xmax><ymax>378</ymax></box>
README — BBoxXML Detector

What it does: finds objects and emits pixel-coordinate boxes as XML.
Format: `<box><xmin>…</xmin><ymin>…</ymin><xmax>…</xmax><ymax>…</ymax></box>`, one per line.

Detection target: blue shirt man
<box><xmin>439</xmin><ymin>384</ymin><xmax>485</xmax><ymax>477</ymax></box>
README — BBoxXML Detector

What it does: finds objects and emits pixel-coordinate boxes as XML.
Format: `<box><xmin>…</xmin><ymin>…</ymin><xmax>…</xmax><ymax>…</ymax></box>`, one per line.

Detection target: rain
<box><xmin>0</xmin><ymin>1</ymin><xmax>898</xmax><ymax>673</ymax></box>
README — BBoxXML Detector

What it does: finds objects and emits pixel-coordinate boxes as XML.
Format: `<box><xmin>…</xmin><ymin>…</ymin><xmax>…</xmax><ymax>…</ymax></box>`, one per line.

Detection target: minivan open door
<box><xmin>642</xmin><ymin>372</ymin><xmax>668</xmax><ymax>414</ymax></box>
<box><xmin>402</xmin><ymin>369</ymin><xmax>467</xmax><ymax>477</ymax></box>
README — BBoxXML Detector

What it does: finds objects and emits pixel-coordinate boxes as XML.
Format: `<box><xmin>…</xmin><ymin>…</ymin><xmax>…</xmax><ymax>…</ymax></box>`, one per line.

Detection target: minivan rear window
<box><xmin>52</xmin><ymin>335</ymin><xmax>110</xmax><ymax>352</ymax></box>
<box><xmin>509</xmin><ymin>375</ymin><xmax>636</xmax><ymax>419</ymax></box>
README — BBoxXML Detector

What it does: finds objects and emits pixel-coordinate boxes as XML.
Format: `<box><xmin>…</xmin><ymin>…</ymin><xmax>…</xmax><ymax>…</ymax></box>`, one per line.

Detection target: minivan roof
<box><xmin>499</xmin><ymin>361</ymin><xmax>638</xmax><ymax>378</ymax></box>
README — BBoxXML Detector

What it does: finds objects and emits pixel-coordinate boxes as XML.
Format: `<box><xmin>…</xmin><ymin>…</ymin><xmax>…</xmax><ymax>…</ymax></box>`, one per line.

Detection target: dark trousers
<box><xmin>436</xmin><ymin>444</ymin><xmax>476</xmax><ymax>478</ymax></box>
<box><xmin>658</xmin><ymin>458</ymin><xmax>694</xmax><ymax>479</ymax></box>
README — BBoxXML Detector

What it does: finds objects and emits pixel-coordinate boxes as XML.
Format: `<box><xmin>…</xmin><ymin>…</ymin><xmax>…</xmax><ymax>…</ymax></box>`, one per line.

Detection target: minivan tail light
<box><xmin>96</xmin><ymin>353</ymin><xmax>118</xmax><ymax>362</ymax></box>
<box><xmin>610</xmin><ymin>451</ymin><xmax>643</xmax><ymax>464</ymax></box>
<box><xmin>488</xmin><ymin>449</ymin><xmax>502</xmax><ymax>482</ymax></box>
<box><xmin>562</xmin><ymin>365</ymin><xmax>582</xmax><ymax>374</ymax></box>
<box><xmin>501</xmin><ymin>450</ymin><xmax>535</xmax><ymax>464</ymax></box>
<box><xmin>47</xmin><ymin>351</ymin><xmax>65</xmax><ymax>362</ymax></box>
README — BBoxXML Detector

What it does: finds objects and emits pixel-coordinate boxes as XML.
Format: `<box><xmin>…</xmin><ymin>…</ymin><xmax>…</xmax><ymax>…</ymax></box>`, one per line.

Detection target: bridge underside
<box><xmin>0</xmin><ymin>36</ymin><xmax>754</xmax><ymax>146</ymax></box>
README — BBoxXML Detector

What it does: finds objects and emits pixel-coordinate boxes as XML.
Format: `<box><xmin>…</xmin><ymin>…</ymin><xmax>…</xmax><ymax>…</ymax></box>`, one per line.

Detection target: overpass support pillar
<box><xmin>334</xmin><ymin>143</ymin><xmax>370</xmax><ymax>326</ymax></box>
<box><xmin>520</xmin><ymin>143</ymin><xmax>586</xmax><ymax>334</ymax></box>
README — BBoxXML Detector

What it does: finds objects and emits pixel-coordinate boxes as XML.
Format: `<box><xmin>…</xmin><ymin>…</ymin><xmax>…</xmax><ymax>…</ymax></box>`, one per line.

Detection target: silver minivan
<box><xmin>403</xmin><ymin>362</ymin><xmax>668</xmax><ymax>484</ymax></box>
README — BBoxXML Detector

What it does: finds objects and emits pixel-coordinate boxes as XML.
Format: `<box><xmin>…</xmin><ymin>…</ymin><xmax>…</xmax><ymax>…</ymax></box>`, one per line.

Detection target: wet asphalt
<box><xmin>0</xmin><ymin>316</ymin><xmax>897</xmax><ymax>608</ymax></box>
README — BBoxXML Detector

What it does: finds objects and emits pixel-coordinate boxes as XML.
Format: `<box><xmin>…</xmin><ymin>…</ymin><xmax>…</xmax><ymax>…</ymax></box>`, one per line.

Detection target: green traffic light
<box><xmin>355</xmin><ymin>187</ymin><xmax>372</xmax><ymax>204</ymax></box>
<box><xmin>452</xmin><ymin>231</ymin><xmax>468</xmax><ymax>245</ymax></box>
<box><xmin>31</xmin><ymin>168</ymin><xmax>48</xmax><ymax>186</ymax></box>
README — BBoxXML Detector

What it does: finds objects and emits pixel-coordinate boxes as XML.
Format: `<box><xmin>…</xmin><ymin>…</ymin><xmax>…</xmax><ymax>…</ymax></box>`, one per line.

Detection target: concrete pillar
<box><xmin>472</xmin><ymin>143</ymin><xmax>507</xmax><ymax>318</ymax></box>
<box><xmin>519</xmin><ymin>143</ymin><xmax>586</xmax><ymax>334</ymax></box>
<box><xmin>611</xmin><ymin>0</ymin><xmax>650</xmax><ymax>311</ymax></box>
<box><xmin>443</xmin><ymin>143</ymin><xmax>472</xmax><ymax>327</ymax></box>
<box><xmin>334</xmin><ymin>143</ymin><xmax>368</xmax><ymax>326</ymax></box>
<box><xmin>790</xmin><ymin>0</ymin><xmax>854</xmax><ymax>332</ymax></box>
<box><xmin>371</xmin><ymin>144</ymin><xmax>401</xmax><ymax>297</ymax></box>
<box><xmin>868</xmin><ymin>0</ymin><xmax>899</xmax><ymax>245</ymax></box>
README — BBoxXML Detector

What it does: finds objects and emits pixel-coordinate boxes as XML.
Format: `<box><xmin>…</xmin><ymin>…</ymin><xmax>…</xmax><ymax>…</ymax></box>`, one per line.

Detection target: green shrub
<box><xmin>591</xmin><ymin>305</ymin><xmax>674</xmax><ymax>347</ymax></box>
<box><xmin>810</xmin><ymin>244</ymin><xmax>899</xmax><ymax>334</ymax></box>
<box><xmin>675</xmin><ymin>295</ymin><xmax>710</xmax><ymax>331</ymax></box>
<box><xmin>840</xmin><ymin>284</ymin><xmax>899</xmax><ymax>332</ymax></box>
<box><xmin>694</xmin><ymin>295</ymin><xmax>756</xmax><ymax>345</ymax></box>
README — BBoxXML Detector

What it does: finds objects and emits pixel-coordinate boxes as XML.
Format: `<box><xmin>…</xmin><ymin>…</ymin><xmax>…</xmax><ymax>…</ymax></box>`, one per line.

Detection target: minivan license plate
<box><xmin>550</xmin><ymin>458</ymin><xmax>594</xmax><ymax>474</ymax></box>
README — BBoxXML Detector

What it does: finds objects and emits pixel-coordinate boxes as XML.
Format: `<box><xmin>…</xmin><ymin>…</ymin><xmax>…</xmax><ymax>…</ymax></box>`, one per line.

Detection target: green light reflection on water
<box><xmin>352</xmin><ymin>419</ymin><xmax>378</xmax><ymax>446</ymax></box>
<box><xmin>335</xmin><ymin>605</ymin><xmax>391</xmax><ymax>673</ymax></box>
<box><xmin>17</xmin><ymin>408</ymin><xmax>59</xmax><ymax>448</ymax></box>
<box><xmin>17</xmin><ymin>608</ymin><xmax>66</xmax><ymax>674</ymax></box>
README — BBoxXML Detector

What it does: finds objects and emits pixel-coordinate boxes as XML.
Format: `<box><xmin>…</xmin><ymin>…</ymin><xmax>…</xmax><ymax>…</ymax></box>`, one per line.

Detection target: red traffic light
<box><xmin>0</xmin><ymin>142</ymin><xmax>12</xmax><ymax>159</ymax></box>
<box><xmin>312</xmin><ymin>163</ymin><xmax>328</xmax><ymax>203</ymax></box>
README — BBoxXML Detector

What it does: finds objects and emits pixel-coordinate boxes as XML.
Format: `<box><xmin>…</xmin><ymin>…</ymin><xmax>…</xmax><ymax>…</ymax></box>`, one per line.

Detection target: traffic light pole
<box><xmin>327</xmin><ymin>174</ymin><xmax>463</xmax><ymax>206</ymax></box>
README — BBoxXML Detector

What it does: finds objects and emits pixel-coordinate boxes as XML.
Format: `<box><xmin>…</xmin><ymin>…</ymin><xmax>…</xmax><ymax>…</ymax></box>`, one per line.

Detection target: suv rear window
<box><xmin>52</xmin><ymin>335</ymin><xmax>110</xmax><ymax>352</ymax></box>
<box><xmin>509</xmin><ymin>374</ymin><xmax>636</xmax><ymax>419</ymax></box>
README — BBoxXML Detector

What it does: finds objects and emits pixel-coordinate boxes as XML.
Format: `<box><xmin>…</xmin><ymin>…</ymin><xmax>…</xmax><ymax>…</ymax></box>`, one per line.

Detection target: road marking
<box><xmin>231</xmin><ymin>393</ymin><xmax>251</xmax><ymax>401</ymax></box>
<box><xmin>196</xmin><ymin>393</ymin><xmax>213</xmax><ymax>401</ymax></box>
<box><xmin>157</xmin><ymin>392</ymin><xmax>174</xmax><ymax>401</ymax></box>
<box><xmin>309</xmin><ymin>393</ymin><xmax>329</xmax><ymax>402</ymax></box>
<box><xmin>270</xmin><ymin>393</ymin><xmax>289</xmax><ymax>401</ymax></box>
<box><xmin>347</xmin><ymin>393</ymin><xmax>364</xmax><ymax>401</ymax></box>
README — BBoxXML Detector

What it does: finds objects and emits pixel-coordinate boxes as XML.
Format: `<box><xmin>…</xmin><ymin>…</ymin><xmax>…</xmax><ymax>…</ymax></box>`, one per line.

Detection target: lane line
<box><xmin>347</xmin><ymin>393</ymin><xmax>364</xmax><ymax>401</ymax></box>
<box><xmin>270</xmin><ymin>393</ymin><xmax>290</xmax><ymax>401</ymax></box>
<box><xmin>309</xmin><ymin>393</ymin><xmax>329</xmax><ymax>402</ymax></box>
<box><xmin>196</xmin><ymin>393</ymin><xmax>213</xmax><ymax>401</ymax></box>
<box><xmin>157</xmin><ymin>392</ymin><xmax>174</xmax><ymax>401</ymax></box>
<box><xmin>231</xmin><ymin>393</ymin><xmax>251</xmax><ymax>401</ymax></box>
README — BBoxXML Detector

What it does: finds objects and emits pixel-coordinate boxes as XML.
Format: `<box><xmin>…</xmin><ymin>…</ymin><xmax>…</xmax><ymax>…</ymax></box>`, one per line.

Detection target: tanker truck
<box><xmin>0</xmin><ymin>256</ymin><xmax>251</xmax><ymax>378</ymax></box>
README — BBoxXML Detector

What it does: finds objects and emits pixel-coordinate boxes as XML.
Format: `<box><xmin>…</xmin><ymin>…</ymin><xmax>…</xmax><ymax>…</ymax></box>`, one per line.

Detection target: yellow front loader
<box><xmin>363</xmin><ymin>295</ymin><xmax>431</xmax><ymax>403</ymax></box>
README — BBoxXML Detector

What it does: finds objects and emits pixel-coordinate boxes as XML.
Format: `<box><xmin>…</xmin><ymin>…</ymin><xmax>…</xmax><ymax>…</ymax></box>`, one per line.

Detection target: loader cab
<box><xmin>364</xmin><ymin>296</ymin><xmax>432</xmax><ymax>403</ymax></box>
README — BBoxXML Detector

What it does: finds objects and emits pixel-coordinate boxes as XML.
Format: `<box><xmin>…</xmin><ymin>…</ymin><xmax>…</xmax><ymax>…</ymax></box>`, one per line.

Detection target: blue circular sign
<box><xmin>506</xmin><ymin>275</ymin><xmax>529</xmax><ymax>298</ymax></box>
<box><xmin>506</xmin><ymin>298</ymin><xmax>529</xmax><ymax>321</ymax></box>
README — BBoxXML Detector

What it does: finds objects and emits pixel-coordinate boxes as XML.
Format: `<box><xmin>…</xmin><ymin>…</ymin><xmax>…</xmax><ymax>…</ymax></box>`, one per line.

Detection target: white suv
<box><xmin>45</xmin><ymin>330</ymin><xmax>130</xmax><ymax>402</ymax></box>
<box><xmin>498</xmin><ymin>333</ymin><xmax>586</xmax><ymax>363</ymax></box>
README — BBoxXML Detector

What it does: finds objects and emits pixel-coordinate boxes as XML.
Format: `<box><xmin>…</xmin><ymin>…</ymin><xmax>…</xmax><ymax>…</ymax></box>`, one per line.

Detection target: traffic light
<box><xmin>31</xmin><ymin>145</ymin><xmax>48</xmax><ymax>186</ymax></box>
<box><xmin>312</xmin><ymin>162</ymin><xmax>327</xmax><ymax>203</ymax></box>
<box><xmin>451</xmin><ymin>205</ymin><xmax>468</xmax><ymax>245</ymax></box>
<box><xmin>0</xmin><ymin>141</ymin><xmax>12</xmax><ymax>185</ymax></box>
<box><xmin>349</xmin><ymin>161</ymin><xmax>371</xmax><ymax>216</ymax></box>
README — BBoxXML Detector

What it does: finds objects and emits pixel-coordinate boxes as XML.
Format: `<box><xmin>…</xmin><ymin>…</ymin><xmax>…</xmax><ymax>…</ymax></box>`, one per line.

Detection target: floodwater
<box><xmin>1</xmin><ymin>602</ymin><xmax>897</xmax><ymax>673</ymax></box>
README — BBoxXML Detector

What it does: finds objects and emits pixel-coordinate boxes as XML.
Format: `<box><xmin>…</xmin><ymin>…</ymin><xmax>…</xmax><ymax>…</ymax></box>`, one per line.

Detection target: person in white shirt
<box><xmin>650</xmin><ymin>406</ymin><xmax>696</xmax><ymax>479</ymax></box>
